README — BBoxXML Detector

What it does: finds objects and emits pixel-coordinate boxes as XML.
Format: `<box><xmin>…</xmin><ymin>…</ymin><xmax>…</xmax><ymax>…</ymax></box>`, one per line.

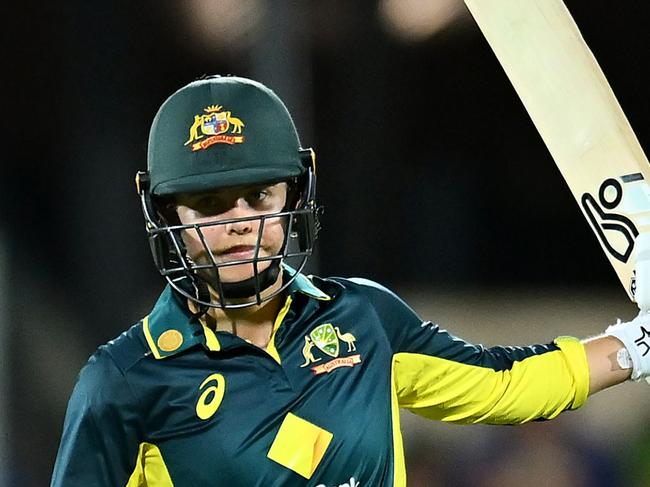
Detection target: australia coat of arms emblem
<box><xmin>184</xmin><ymin>104</ymin><xmax>245</xmax><ymax>152</ymax></box>
<box><xmin>300</xmin><ymin>323</ymin><xmax>361</xmax><ymax>375</ymax></box>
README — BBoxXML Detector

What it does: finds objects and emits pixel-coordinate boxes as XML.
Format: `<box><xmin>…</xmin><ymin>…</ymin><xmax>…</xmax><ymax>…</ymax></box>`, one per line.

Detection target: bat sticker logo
<box><xmin>580</xmin><ymin>178</ymin><xmax>639</xmax><ymax>263</ymax></box>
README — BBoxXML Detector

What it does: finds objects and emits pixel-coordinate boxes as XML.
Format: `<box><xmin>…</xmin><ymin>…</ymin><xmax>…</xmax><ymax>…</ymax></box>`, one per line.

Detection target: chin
<box><xmin>217</xmin><ymin>261</ymin><xmax>273</xmax><ymax>283</ymax></box>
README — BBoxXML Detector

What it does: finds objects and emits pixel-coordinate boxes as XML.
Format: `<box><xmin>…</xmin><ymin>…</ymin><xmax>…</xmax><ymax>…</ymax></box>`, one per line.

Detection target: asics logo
<box><xmin>195</xmin><ymin>373</ymin><xmax>226</xmax><ymax>420</ymax></box>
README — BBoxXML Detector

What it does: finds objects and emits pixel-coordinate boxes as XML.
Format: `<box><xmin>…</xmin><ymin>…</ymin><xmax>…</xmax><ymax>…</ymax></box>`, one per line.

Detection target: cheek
<box><xmin>180</xmin><ymin>230</ymin><xmax>202</xmax><ymax>256</ymax></box>
<box><xmin>263</xmin><ymin>219</ymin><xmax>287</xmax><ymax>252</ymax></box>
<box><xmin>181</xmin><ymin>225</ymin><xmax>226</xmax><ymax>255</ymax></box>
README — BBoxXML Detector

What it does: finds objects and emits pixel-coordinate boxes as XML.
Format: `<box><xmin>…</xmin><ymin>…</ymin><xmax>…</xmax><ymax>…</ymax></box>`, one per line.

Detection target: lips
<box><xmin>218</xmin><ymin>245</ymin><xmax>257</xmax><ymax>259</ymax></box>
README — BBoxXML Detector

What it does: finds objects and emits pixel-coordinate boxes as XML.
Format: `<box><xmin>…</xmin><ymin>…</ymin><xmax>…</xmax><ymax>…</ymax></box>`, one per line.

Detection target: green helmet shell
<box><xmin>148</xmin><ymin>76</ymin><xmax>305</xmax><ymax>196</ymax></box>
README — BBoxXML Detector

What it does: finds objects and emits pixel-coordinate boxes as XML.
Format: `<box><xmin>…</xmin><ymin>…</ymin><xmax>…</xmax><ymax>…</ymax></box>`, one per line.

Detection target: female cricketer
<box><xmin>51</xmin><ymin>76</ymin><xmax>650</xmax><ymax>487</ymax></box>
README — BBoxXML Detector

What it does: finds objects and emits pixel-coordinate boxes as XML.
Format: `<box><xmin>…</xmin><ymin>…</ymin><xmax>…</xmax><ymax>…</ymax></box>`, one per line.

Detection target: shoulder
<box><xmin>316</xmin><ymin>274</ymin><xmax>413</xmax><ymax>310</ymax></box>
<box><xmin>311</xmin><ymin>274</ymin><xmax>392</xmax><ymax>295</ymax></box>
<box><xmin>329</xmin><ymin>276</ymin><xmax>392</xmax><ymax>293</ymax></box>
<box><xmin>103</xmin><ymin>320</ymin><xmax>151</xmax><ymax>366</ymax></box>
<box><xmin>54</xmin><ymin>326</ymin><xmax>148</xmax><ymax>486</ymax></box>
<box><xmin>313</xmin><ymin>275</ymin><xmax>423</xmax><ymax>334</ymax></box>
<box><xmin>74</xmin><ymin>322</ymin><xmax>150</xmax><ymax>405</ymax></box>
<box><xmin>95</xmin><ymin>321</ymin><xmax>150</xmax><ymax>375</ymax></box>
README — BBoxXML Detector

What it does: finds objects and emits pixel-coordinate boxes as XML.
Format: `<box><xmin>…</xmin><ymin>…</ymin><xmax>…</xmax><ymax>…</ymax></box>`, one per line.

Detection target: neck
<box><xmin>216</xmin><ymin>297</ymin><xmax>284</xmax><ymax>347</ymax></box>
<box><xmin>190</xmin><ymin>274</ymin><xmax>286</xmax><ymax>349</ymax></box>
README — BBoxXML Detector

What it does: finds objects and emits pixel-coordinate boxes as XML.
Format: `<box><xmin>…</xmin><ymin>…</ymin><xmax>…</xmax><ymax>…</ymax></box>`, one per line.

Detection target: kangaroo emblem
<box><xmin>300</xmin><ymin>336</ymin><xmax>321</xmax><ymax>367</ymax></box>
<box><xmin>223</xmin><ymin>112</ymin><xmax>244</xmax><ymax>133</ymax></box>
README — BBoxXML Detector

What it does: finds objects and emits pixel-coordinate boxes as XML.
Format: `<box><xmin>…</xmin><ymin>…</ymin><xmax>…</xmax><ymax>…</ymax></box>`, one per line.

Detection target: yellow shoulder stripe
<box><xmin>142</xmin><ymin>316</ymin><xmax>162</xmax><ymax>360</ymax></box>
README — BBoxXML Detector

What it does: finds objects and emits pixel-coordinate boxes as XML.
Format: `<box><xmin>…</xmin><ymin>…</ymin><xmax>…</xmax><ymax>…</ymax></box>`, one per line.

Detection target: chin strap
<box><xmin>209</xmin><ymin>260</ymin><xmax>282</xmax><ymax>300</ymax></box>
<box><xmin>190</xmin><ymin>280</ymin><xmax>211</xmax><ymax>322</ymax></box>
<box><xmin>179</xmin><ymin>261</ymin><xmax>282</xmax><ymax>322</ymax></box>
<box><xmin>178</xmin><ymin>258</ymin><xmax>283</xmax><ymax>312</ymax></box>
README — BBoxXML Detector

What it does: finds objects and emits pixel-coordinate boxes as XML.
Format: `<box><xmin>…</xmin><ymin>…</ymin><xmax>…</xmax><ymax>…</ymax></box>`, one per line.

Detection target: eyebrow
<box><xmin>177</xmin><ymin>184</ymin><xmax>281</xmax><ymax>203</ymax></box>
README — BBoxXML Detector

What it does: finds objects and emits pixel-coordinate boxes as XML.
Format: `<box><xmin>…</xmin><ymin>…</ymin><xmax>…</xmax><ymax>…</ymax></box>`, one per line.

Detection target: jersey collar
<box><xmin>143</xmin><ymin>268</ymin><xmax>331</xmax><ymax>359</ymax></box>
<box><xmin>284</xmin><ymin>265</ymin><xmax>332</xmax><ymax>301</ymax></box>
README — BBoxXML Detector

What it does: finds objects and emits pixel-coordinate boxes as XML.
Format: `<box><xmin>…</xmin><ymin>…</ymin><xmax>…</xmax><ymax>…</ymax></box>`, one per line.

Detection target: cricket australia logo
<box><xmin>300</xmin><ymin>323</ymin><xmax>361</xmax><ymax>375</ymax></box>
<box><xmin>184</xmin><ymin>104</ymin><xmax>245</xmax><ymax>152</ymax></box>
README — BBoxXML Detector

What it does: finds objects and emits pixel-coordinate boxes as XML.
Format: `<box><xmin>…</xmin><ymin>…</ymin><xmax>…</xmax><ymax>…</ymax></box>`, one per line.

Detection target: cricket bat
<box><xmin>464</xmin><ymin>0</ymin><xmax>650</xmax><ymax>310</ymax></box>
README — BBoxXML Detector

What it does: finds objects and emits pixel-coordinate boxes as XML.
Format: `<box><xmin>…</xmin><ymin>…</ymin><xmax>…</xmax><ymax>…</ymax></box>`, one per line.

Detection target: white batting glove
<box><xmin>606</xmin><ymin>312</ymin><xmax>650</xmax><ymax>382</ymax></box>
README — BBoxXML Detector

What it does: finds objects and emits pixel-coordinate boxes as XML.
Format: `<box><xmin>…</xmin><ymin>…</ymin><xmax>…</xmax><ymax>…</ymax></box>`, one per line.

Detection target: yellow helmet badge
<box><xmin>184</xmin><ymin>105</ymin><xmax>245</xmax><ymax>152</ymax></box>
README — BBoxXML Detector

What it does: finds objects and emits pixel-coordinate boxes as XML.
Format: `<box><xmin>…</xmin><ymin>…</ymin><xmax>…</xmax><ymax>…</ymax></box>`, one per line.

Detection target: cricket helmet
<box><xmin>137</xmin><ymin>75</ymin><xmax>319</xmax><ymax>310</ymax></box>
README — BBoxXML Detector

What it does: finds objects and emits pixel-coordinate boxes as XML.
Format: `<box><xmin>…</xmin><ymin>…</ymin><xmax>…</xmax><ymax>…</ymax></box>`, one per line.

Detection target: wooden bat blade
<box><xmin>464</xmin><ymin>0</ymin><xmax>650</xmax><ymax>301</ymax></box>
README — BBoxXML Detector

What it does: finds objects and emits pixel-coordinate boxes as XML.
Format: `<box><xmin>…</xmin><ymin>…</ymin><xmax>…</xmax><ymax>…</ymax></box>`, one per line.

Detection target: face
<box><xmin>175</xmin><ymin>182</ymin><xmax>289</xmax><ymax>286</ymax></box>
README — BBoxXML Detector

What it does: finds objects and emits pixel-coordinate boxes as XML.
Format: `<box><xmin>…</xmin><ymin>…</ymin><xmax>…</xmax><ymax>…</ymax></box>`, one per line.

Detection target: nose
<box><xmin>226</xmin><ymin>219</ymin><xmax>253</xmax><ymax>235</ymax></box>
<box><xmin>224</xmin><ymin>198</ymin><xmax>255</xmax><ymax>235</ymax></box>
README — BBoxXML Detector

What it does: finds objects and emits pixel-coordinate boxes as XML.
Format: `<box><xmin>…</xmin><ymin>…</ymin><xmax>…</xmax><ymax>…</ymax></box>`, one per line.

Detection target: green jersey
<box><xmin>51</xmin><ymin>271</ymin><xmax>589</xmax><ymax>486</ymax></box>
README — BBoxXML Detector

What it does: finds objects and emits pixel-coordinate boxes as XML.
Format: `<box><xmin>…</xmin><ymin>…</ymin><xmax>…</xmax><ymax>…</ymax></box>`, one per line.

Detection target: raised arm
<box><xmin>582</xmin><ymin>335</ymin><xmax>631</xmax><ymax>395</ymax></box>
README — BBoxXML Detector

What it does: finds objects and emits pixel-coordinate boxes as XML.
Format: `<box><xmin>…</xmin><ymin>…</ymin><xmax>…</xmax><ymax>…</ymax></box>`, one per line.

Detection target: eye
<box><xmin>246</xmin><ymin>188</ymin><xmax>270</xmax><ymax>204</ymax></box>
<box><xmin>196</xmin><ymin>195</ymin><xmax>218</xmax><ymax>206</ymax></box>
<box><xmin>191</xmin><ymin>195</ymin><xmax>224</xmax><ymax>214</ymax></box>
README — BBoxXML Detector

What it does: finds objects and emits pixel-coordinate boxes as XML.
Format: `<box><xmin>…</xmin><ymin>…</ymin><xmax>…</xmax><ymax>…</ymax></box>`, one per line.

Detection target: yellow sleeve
<box><xmin>393</xmin><ymin>336</ymin><xmax>590</xmax><ymax>424</ymax></box>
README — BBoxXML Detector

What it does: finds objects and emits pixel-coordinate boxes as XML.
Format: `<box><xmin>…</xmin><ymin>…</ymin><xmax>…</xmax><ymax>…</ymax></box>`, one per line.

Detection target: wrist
<box><xmin>615</xmin><ymin>347</ymin><xmax>633</xmax><ymax>371</ymax></box>
<box><xmin>605</xmin><ymin>313</ymin><xmax>650</xmax><ymax>381</ymax></box>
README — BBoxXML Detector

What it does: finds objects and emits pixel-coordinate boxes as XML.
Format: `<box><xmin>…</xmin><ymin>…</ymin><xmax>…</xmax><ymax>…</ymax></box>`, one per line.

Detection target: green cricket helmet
<box><xmin>136</xmin><ymin>75</ymin><xmax>319</xmax><ymax>310</ymax></box>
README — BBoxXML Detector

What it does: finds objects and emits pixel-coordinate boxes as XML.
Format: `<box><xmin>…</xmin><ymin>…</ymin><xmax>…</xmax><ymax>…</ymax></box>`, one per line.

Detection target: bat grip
<box><xmin>633</xmin><ymin>233</ymin><xmax>650</xmax><ymax>385</ymax></box>
<box><xmin>635</xmin><ymin>233</ymin><xmax>650</xmax><ymax>314</ymax></box>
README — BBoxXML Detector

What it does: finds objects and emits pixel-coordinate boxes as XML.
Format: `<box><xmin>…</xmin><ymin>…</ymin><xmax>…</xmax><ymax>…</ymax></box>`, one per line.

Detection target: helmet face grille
<box><xmin>139</xmin><ymin>170</ymin><xmax>319</xmax><ymax>309</ymax></box>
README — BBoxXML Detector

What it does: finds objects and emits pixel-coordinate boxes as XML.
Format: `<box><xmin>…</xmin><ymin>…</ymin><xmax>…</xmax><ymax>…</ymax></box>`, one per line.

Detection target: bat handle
<box><xmin>635</xmin><ymin>233</ymin><xmax>650</xmax><ymax>315</ymax></box>
<box><xmin>633</xmin><ymin>233</ymin><xmax>650</xmax><ymax>384</ymax></box>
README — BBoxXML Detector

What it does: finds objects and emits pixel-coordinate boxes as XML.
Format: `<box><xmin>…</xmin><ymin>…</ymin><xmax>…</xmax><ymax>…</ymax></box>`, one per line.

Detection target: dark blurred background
<box><xmin>3</xmin><ymin>1</ymin><xmax>649</xmax><ymax>485</ymax></box>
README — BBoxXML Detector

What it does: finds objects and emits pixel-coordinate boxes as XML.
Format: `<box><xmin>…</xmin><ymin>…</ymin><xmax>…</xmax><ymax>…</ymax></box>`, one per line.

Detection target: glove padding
<box><xmin>606</xmin><ymin>312</ymin><xmax>650</xmax><ymax>382</ymax></box>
